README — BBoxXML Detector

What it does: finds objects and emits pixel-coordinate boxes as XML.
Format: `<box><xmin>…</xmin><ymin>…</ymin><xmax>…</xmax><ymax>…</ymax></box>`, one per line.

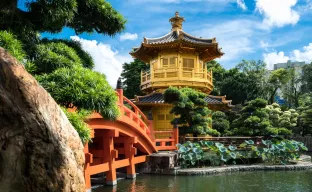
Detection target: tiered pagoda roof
<box><xmin>130</xmin><ymin>12</ymin><xmax>224</xmax><ymax>63</ymax></box>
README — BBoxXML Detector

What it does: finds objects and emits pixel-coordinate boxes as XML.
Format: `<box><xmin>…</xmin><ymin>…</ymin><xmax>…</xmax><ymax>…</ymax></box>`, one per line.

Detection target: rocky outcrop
<box><xmin>0</xmin><ymin>48</ymin><xmax>85</xmax><ymax>192</ymax></box>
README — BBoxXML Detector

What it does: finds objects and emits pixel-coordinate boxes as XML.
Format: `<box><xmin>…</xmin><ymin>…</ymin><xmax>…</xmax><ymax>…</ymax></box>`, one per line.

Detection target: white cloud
<box><xmin>260</xmin><ymin>40</ymin><xmax>269</xmax><ymax>48</ymax></box>
<box><xmin>255</xmin><ymin>0</ymin><xmax>300</xmax><ymax>27</ymax></box>
<box><xmin>70</xmin><ymin>36</ymin><xmax>132</xmax><ymax>88</ymax></box>
<box><xmin>193</xmin><ymin>19</ymin><xmax>266</xmax><ymax>65</ymax></box>
<box><xmin>263</xmin><ymin>43</ymin><xmax>312</xmax><ymax>70</ymax></box>
<box><xmin>291</xmin><ymin>43</ymin><xmax>312</xmax><ymax>63</ymax></box>
<box><xmin>263</xmin><ymin>51</ymin><xmax>289</xmax><ymax>70</ymax></box>
<box><xmin>236</xmin><ymin>0</ymin><xmax>247</xmax><ymax>10</ymax></box>
<box><xmin>120</xmin><ymin>33</ymin><xmax>138</xmax><ymax>41</ymax></box>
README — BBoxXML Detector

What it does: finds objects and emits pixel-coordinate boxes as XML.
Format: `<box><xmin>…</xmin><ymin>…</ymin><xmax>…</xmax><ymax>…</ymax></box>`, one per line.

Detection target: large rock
<box><xmin>0</xmin><ymin>48</ymin><xmax>85</xmax><ymax>192</ymax></box>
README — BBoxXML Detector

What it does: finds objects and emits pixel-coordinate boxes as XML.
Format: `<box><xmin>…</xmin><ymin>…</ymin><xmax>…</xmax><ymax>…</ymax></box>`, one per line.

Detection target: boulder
<box><xmin>0</xmin><ymin>47</ymin><xmax>85</xmax><ymax>192</ymax></box>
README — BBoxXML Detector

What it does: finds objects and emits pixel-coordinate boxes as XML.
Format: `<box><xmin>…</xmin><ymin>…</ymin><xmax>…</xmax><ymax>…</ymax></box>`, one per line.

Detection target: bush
<box><xmin>253</xmin><ymin>139</ymin><xmax>308</xmax><ymax>165</ymax></box>
<box><xmin>278</xmin><ymin>128</ymin><xmax>293</xmax><ymax>136</ymax></box>
<box><xmin>34</xmin><ymin>42</ymin><xmax>82</xmax><ymax>74</ymax></box>
<box><xmin>212</xmin><ymin>111</ymin><xmax>230</xmax><ymax>135</ymax></box>
<box><xmin>37</xmin><ymin>66</ymin><xmax>119</xmax><ymax>120</ymax></box>
<box><xmin>177</xmin><ymin>141</ymin><xmax>238</xmax><ymax>168</ymax></box>
<box><xmin>176</xmin><ymin>139</ymin><xmax>308</xmax><ymax>168</ymax></box>
<box><xmin>62</xmin><ymin>108</ymin><xmax>92</xmax><ymax>144</ymax></box>
<box><xmin>206</xmin><ymin>129</ymin><xmax>221</xmax><ymax>137</ymax></box>
<box><xmin>176</xmin><ymin>141</ymin><xmax>204</xmax><ymax>168</ymax></box>
<box><xmin>0</xmin><ymin>30</ymin><xmax>25</xmax><ymax>62</ymax></box>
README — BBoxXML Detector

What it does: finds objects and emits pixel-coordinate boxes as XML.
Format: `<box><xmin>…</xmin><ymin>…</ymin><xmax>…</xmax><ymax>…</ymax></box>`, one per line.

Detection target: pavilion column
<box><xmin>102</xmin><ymin>130</ymin><xmax>119</xmax><ymax>185</ymax></box>
<box><xmin>124</xmin><ymin>137</ymin><xmax>138</xmax><ymax>179</ymax></box>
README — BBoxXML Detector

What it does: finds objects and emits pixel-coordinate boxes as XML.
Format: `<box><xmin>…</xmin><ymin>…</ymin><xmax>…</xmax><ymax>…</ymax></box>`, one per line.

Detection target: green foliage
<box><xmin>233</xmin><ymin>99</ymin><xmax>294</xmax><ymax>136</ymax></box>
<box><xmin>62</xmin><ymin>108</ymin><xmax>92</xmax><ymax>144</ymax></box>
<box><xmin>277</xmin><ymin>128</ymin><xmax>293</xmax><ymax>136</ymax></box>
<box><xmin>34</xmin><ymin>42</ymin><xmax>82</xmax><ymax>74</ymax></box>
<box><xmin>219</xmin><ymin>60</ymin><xmax>267</xmax><ymax>104</ymax></box>
<box><xmin>206</xmin><ymin>129</ymin><xmax>221</xmax><ymax>137</ymax></box>
<box><xmin>233</xmin><ymin>98</ymin><xmax>272</xmax><ymax>136</ymax></box>
<box><xmin>36</xmin><ymin>66</ymin><xmax>119</xmax><ymax>120</ymax></box>
<box><xmin>121</xmin><ymin>59</ymin><xmax>149</xmax><ymax>98</ymax></box>
<box><xmin>177</xmin><ymin>141</ymin><xmax>239</xmax><ymax>168</ymax></box>
<box><xmin>0</xmin><ymin>0</ymin><xmax>124</xmax><ymax>127</ymax></box>
<box><xmin>301</xmin><ymin>63</ymin><xmax>312</xmax><ymax>93</ymax></box>
<box><xmin>0</xmin><ymin>30</ymin><xmax>38</xmax><ymax>73</ymax></box>
<box><xmin>176</xmin><ymin>141</ymin><xmax>204</xmax><ymax>168</ymax></box>
<box><xmin>266</xmin><ymin>103</ymin><xmax>298</xmax><ymax>133</ymax></box>
<box><xmin>0</xmin><ymin>0</ymin><xmax>126</xmax><ymax>36</ymax></box>
<box><xmin>206</xmin><ymin>60</ymin><xmax>226</xmax><ymax>95</ymax></box>
<box><xmin>282</xmin><ymin>68</ymin><xmax>302</xmax><ymax>108</ymax></box>
<box><xmin>297</xmin><ymin>95</ymin><xmax>312</xmax><ymax>135</ymax></box>
<box><xmin>41</xmin><ymin>38</ymin><xmax>94</xmax><ymax>69</ymax></box>
<box><xmin>177</xmin><ymin>139</ymin><xmax>308</xmax><ymax>168</ymax></box>
<box><xmin>0</xmin><ymin>31</ymin><xmax>25</xmax><ymax>62</ymax></box>
<box><xmin>212</xmin><ymin>111</ymin><xmax>230</xmax><ymax>135</ymax></box>
<box><xmin>164</xmin><ymin>87</ymin><xmax>214</xmax><ymax>135</ymax></box>
<box><xmin>67</xmin><ymin>0</ymin><xmax>126</xmax><ymax>35</ymax></box>
<box><xmin>252</xmin><ymin>139</ymin><xmax>307</xmax><ymax>165</ymax></box>
<box><xmin>267</xmin><ymin>68</ymin><xmax>291</xmax><ymax>104</ymax></box>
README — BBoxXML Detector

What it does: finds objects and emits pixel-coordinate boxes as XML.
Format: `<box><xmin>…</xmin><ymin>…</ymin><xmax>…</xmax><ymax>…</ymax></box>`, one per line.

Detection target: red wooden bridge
<box><xmin>83</xmin><ymin>88</ymin><xmax>178</xmax><ymax>191</ymax></box>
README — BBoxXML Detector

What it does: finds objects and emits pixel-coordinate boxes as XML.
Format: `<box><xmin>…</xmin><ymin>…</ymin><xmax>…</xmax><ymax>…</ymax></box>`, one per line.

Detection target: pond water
<box><xmin>93</xmin><ymin>170</ymin><xmax>312</xmax><ymax>192</ymax></box>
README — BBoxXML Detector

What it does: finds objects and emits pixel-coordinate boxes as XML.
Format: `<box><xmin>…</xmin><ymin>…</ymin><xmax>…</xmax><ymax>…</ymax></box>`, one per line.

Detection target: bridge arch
<box><xmin>83</xmin><ymin>88</ymin><xmax>158</xmax><ymax>191</ymax></box>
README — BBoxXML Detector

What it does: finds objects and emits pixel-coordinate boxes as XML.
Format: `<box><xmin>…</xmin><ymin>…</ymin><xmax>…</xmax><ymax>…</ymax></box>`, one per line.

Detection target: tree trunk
<box><xmin>269</xmin><ymin>88</ymin><xmax>278</xmax><ymax>104</ymax></box>
<box><xmin>0</xmin><ymin>48</ymin><xmax>85</xmax><ymax>192</ymax></box>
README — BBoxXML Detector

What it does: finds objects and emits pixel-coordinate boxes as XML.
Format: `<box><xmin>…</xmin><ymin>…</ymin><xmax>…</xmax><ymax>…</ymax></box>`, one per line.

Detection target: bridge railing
<box><xmin>116</xmin><ymin>89</ymin><xmax>155</xmax><ymax>142</ymax></box>
<box><xmin>154</xmin><ymin>129</ymin><xmax>179</xmax><ymax>151</ymax></box>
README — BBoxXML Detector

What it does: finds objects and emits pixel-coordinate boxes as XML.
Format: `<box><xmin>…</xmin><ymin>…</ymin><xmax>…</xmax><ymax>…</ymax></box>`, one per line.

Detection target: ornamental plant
<box><xmin>177</xmin><ymin>141</ymin><xmax>239</xmax><ymax>168</ymax></box>
<box><xmin>252</xmin><ymin>139</ymin><xmax>308</xmax><ymax>165</ymax></box>
<box><xmin>176</xmin><ymin>139</ymin><xmax>308</xmax><ymax>168</ymax></box>
<box><xmin>176</xmin><ymin>141</ymin><xmax>204</xmax><ymax>168</ymax></box>
<box><xmin>164</xmin><ymin>87</ymin><xmax>219</xmax><ymax>136</ymax></box>
<box><xmin>212</xmin><ymin>111</ymin><xmax>230</xmax><ymax>136</ymax></box>
<box><xmin>62</xmin><ymin>108</ymin><xmax>92</xmax><ymax>144</ymax></box>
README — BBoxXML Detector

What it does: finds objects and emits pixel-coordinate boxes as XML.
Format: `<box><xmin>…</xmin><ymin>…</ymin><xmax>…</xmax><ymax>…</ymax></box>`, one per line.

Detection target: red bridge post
<box><xmin>103</xmin><ymin>130</ymin><xmax>119</xmax><ymax>185</ymax></box>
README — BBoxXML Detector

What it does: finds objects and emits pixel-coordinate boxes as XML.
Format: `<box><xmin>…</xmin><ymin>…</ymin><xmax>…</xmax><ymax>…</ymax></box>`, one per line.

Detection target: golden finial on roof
<box><xmin>169</xmin><ymin>12</ymin><xmax>185</xmax><ymax>31</ymax></box>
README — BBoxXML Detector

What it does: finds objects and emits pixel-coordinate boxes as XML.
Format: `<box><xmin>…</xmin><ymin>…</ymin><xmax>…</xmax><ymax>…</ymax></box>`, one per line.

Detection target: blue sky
<box><xmin>43</xmin><ymin>0</ymin><xmax>312</xmax><ymax>86</ymax></box>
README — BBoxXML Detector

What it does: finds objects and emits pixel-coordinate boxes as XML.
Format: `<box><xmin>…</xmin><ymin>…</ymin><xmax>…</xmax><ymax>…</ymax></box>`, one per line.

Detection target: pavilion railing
<box><xmin>154</xmin><ymin>129</ymin><xmax>179</xmax><ymax>151</ymax></box>
<box><xmin>141</xmin><ymin>67</ymin><xmax>212</xmax><ymax>86</ymax></box>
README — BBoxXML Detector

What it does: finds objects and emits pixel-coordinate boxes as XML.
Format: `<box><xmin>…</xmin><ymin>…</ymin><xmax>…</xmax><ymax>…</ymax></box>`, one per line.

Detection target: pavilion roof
<box><xmin>144</xmin><ymin>30</ymin><xmax>214</xmax><ymax>45</ymax></box>
<box><xmin>130</xmin><ymin>12</ymin><xmax>224</xmax><ymax>63</ymax></box>
<box><xmin>133</xmin><ymin>92</ymin><xmax>232</xmax><ymax>106</ymax></box>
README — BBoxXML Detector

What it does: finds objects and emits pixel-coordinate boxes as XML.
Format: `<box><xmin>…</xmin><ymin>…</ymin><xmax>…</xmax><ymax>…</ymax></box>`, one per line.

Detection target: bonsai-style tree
<box><xmin>164</xmin><ymin>87</ymin><xmax>220</xmax><ymax>136</ymax></box>
<box><xmin>266</xmin><ymin>103</ymin><xmax>296</xmax><ymax>136</ymax></box>
<box><xmin>233</xmin><ymin>98</ymin><xmax>271</xmax><ymax>136</ymax></box>
<box><xmin>234</xmin><ymin>99</ymin><xmax>294</xmax><ymax>136</ymax></box>
<box><xmin>212</xmin><ymin>111</ymin><xmax>231</xmax><ymax>136</ymax></box>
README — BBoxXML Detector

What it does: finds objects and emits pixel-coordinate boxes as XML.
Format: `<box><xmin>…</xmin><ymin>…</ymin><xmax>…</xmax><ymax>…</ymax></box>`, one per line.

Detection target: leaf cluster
<box><xmin>249</xmin><ymin>139</ymin><xmax>308</xmax><ymax>165</ymax></box>
<box><xmin>0</xmin><ymin>0</ymin><xmax>126</xmax><ymax>36</ymax></box>
<box><xmin>164</xmin><ymin>87</ymin><xmax>216</xmax><ymax>135</ymax></box>
<box><xmin>37</xmin><ymin>66</ymin><xmax>119</xmax><ymax>120</ymax></box>
<box><xmin>62</xmin><ymin>108</ymin><xmax>92</xmax><ymax>144</ymax></box>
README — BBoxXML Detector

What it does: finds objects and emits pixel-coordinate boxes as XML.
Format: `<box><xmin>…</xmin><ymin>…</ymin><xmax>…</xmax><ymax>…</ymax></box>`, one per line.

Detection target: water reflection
<box><xmin>94</xmin><ymin>171</ymin><xmax>312</xmax><ymax>192</ymax></box>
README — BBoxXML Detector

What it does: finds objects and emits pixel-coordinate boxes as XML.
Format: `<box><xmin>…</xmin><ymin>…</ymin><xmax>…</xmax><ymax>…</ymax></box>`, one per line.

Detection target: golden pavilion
<box><xmin>130</xmin><ymin>12</ymin><xmax>232</xmax><ymax>138</ymax></box>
